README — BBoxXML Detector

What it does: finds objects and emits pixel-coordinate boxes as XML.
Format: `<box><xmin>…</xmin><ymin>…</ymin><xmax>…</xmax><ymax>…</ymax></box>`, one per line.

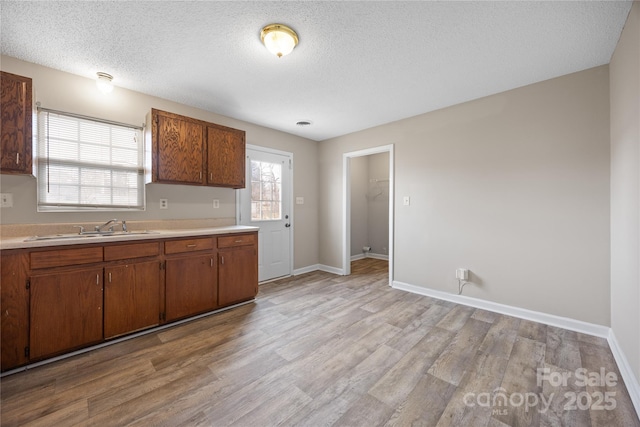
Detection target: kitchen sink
<box><xmin>25</xmin><ymin>230</ymin><xmax>158</xmax><ymax>242</ymax></box>
<box><xmin>107</xmin><ymin>230</ymin><xmax>159</xmax><ymax>236</ymax></box>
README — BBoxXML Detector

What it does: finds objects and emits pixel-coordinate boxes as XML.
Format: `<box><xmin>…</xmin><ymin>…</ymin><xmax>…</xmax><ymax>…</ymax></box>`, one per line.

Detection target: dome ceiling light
<box><xmin>96</xmin><ymin>72</ymin><xmax>114</xmax><ymax>93</ymax></box>
<box><xmin>261</xmin><ymin>24</ymin><xmax>299</xmax><ymax>58</ymax></box>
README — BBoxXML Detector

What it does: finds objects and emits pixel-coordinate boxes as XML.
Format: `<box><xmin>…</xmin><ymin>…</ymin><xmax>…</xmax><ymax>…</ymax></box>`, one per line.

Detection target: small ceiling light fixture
<box><xmin>96</xmin><ymin>72</ymin><xmax>114</xmax><ymax>94</ymax></box>
<box><xmin>261</xmin><ymin>24</ymin><xmax>299</xmax><ymax>58</ymax></box>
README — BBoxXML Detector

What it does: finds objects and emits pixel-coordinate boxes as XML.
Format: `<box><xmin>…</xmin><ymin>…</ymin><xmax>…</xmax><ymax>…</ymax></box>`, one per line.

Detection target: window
<box><xmin>37</xmin><ymin>109</ymin><xmax>144</xmax><ymax>211</ymax></box>
<box><xmin>250</xmin><ymin>160</ymin><xmax>281</xmax><ymax>221</ymax></box>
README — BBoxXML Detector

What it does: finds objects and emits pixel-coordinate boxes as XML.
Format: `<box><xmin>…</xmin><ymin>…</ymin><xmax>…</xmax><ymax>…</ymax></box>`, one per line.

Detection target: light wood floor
<box><xmin>1</xmin><ymin>258</ymin><xmax>638</xmax><ymax>426</ymax></box>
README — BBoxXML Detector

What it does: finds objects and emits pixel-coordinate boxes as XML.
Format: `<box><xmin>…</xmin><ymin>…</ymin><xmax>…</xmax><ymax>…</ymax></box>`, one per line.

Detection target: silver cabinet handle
<box><xmin>96</xmin><ymin>274</ymin><xmax>100</xmax><ymax>285</ymax></box>
<box><xmin>16</xmin><ymin>153</ymin><xmax>20</xmax><ymax>164</ymax></box>
<box><xmin>210</xmin><ymin>258</ymin><xmax>213</xmax><ymax>267</ymax></box>
<box><xmin>210</xmin><ymin>172</ymin><xmax>213</xmax><ymax>180</ymax></box>
<box><xmin>235</xmin><ymin>240</ymin><xmax>243</xmax><ymax>243</ymax></box>
<box><xmin>186</xmin><ymin>244</ymin><xmax>197</xmax><ymax>248</ymax></box>
<box><xmin>220</xmin><ymin>256</ymin><xmax>224</xmax><ymax>265</ymax></box>
<box><xmin>108</xmin><ymin>272</ymin><xmax>112</xmax><ymax>283</ymax></box>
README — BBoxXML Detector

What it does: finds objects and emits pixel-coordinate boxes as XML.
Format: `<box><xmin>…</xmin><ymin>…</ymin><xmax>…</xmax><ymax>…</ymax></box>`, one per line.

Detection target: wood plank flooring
<box><xmin>1</xmin><ymin>258</ymin><xmax>638</xmax><ymax>426</ymax></box>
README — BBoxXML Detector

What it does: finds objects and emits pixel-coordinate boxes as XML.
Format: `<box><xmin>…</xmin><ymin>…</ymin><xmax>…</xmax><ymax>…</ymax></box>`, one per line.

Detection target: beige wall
<box><xmin>320</xmin><ymin>65</ymin><xmax>611</xmax><ymax>326</ymax></box>
<box><xmin>0</xmin><ymin>56</ymin><xmax>319</xmax><ymax>270</ymax></box>
<box><xmin>349</xmin><ymin>152</ymin><xmax>390</xmax><ymax>257</ymax></box>
<box><xmin>368</xmin><ymin>152</ymin><xmax>390</xmax><ymax>256</ymax></box>
<box><xmin>350</xmin><ymin>156</ymin><xmax>369</xmax><ymax>256</ymax></box>
<box><xmin>610</xmin><ymin>2</ymin><xmax>640</xmax><ymax>380</ymax></box>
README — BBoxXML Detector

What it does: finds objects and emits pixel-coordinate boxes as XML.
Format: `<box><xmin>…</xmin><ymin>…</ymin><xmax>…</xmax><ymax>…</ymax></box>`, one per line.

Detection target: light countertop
<box><xmin>0</xmin><ymin>219</ymin><xmax>259</xmax><ymax>250</ymax></box>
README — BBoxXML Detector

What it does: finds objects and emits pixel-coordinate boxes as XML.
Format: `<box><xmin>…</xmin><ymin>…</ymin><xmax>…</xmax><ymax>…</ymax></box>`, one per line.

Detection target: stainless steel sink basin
<box><xmin>109</xmin><ymin>230</ymin><xmax>159</xmax><ymax>236</ymax></box>
<box><xmin>25</xmin><ymin>230</ymin><xmax>158</xmax><ymax>242</ymax></box>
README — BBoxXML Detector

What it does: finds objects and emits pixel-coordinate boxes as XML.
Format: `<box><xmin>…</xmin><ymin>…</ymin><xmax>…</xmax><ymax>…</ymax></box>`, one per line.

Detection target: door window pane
<box><xmin>250</xmin><ymin>160</ymin><xmax>281</xmax><ymax>221</ymax></box>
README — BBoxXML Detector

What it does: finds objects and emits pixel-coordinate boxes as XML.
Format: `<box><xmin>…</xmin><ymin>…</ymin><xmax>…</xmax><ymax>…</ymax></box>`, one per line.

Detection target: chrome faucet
<box><xmin>95</xmin><ymin>219</ymin><xmax>119</xmax><ymax>233</ymax></box>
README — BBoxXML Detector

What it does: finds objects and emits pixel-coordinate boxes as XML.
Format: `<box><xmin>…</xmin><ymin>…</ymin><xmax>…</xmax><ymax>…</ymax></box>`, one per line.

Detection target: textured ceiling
<box><xmin>0</xmin><ymin>1</ymin><xmax>633</xmax><ymax>141</ymax></box>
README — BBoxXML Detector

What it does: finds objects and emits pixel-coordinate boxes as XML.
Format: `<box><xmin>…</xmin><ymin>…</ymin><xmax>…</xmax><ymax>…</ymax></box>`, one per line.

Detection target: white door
<box><xmin>238</xmin><ymin>147</ymin><xmax>292</xmax><ymax>282</ymax></box>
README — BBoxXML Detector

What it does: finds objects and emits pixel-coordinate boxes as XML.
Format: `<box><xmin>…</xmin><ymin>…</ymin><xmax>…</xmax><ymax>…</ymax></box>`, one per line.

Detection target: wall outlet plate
<box><xmin>0</xmin><ymin>193</ymin><xmax>13</xmax><ymax>208</ymax></box>
<box><xmin>159</xmin><ymin>199</ymin><xmax>168</xmax><ymax>209</ymax></box>
<box><xmin>456</xmin><ymin>268</ymin><xmax>469</xmax><ymax>280</ymax></box>
<box><xmin>213</xmin><ymin>199</ymin><xmax>220</xmax><ymax>209</ymax></box>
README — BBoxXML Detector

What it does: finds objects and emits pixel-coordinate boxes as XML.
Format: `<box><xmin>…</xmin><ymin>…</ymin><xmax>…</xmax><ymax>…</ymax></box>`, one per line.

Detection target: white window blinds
<box><xmin>37</xmin><ymin>109</ymin><xmax>145</xmax><ymax>211</ymax></box>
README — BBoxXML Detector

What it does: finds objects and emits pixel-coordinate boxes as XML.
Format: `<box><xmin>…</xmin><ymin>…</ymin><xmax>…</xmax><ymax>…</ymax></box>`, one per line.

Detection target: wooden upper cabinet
<box><xmin>150</xmin><ymin>109</ymin><xmax>204</xmax><ymax>184</ymax></box>
<box><xmin>0</xmin><ymin>71</ymin><xmax>32</xmax><ymax>175</ymax></box>
<box><xmin>146</xmin><ymin>108</ymin><xmax>245</xmax><ymax>188</ymax></box>
<box><xmin>207</xmin><ymin>125</ymin><xmax>245</xmax><ymax>188</ymax></box>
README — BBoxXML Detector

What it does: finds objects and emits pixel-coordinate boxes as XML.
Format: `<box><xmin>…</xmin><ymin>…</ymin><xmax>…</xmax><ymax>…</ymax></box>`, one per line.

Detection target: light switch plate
<box><xmin>403</xmin><ymin>196</ymin><xmax>410</xmax><ymax>206</ymax></box>
<box><xmin>0</xmin><ymin>193</ymin><xmax>13</xmax><ymax>208</ymax></box>
<box><xmin>296</xmin><ymin>197</ymin><xmax>304</xmax><ymax>205</ymax></box>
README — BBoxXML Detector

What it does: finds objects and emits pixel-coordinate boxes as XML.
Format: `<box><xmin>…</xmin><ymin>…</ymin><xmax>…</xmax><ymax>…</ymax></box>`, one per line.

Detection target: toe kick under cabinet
<box><xmin>0</xmin><ymin>231</ymin><xmax>258</xmax><ymax>372</ymax></box>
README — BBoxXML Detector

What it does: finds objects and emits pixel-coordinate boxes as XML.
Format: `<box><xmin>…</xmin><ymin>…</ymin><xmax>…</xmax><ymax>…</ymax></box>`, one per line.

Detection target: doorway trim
<box><xmin>342</xmin><ymin>144</ymin><xmax>394</xmax><ymax>286</ymax></box>
<box><xmin>237</xmin><ymin>144</ymin><xmax>295</xmax><ymax>281</ymax></box>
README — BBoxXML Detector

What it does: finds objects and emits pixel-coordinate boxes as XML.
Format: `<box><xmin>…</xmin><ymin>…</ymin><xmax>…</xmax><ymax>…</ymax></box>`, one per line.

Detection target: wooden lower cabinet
<box><xmin>0</xmin><ymin>231</ymin><xmax>257</xmax><ymax>371</ymax></box>
<box><xmin>218</xmin><ymin>244</ymin><xmax>258</xmax><ymax>306</ymax></box>
<box><xmin>0</xmin><ymin>252</ymin><xmax>29</xmax><ymax>371</ymax></box>
<box><xmin>165</xmin><ymin>254</ymin><xmax>217</xmax><ymax>321</ymax></box>
<box><xmin>104</xmin><ymin>261</ymin><xmax>161</xmax><ymax>339</ymax></box>
<box><xmin>29</xmin><ymin>268</ymin><xmax>104</xmax><ymax>360</ymax></box>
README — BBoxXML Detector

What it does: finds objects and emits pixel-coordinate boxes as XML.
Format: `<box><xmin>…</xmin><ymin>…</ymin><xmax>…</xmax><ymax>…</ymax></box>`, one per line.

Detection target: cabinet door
<box><xmin>1</xmin><ymin>252</ymin><xmax>29</xmax><ymax>371</ymax></box>
<box><xmin>30</xmin><ymin>268</ymin><xmax>103</xmax><ymax>360</ymax></box>
<box><xmin>207</xmin><ymin>125</ymin><xmax>245</xmax><ymax>188</ymax></box>
<box><xmin>165</xmin><ymin>255</ymin><xmax>216</xmax><ymax>321</ymax></box>
<box><xmin>0</xmin><ymin>71</ymin><xmax>32</xmax><ymax>174</ymax></box>
<box><xmin>218</xmin><ymin>245</ymin><xmax>258</xmax><ymax>306</ymax></box>
<box><xmin>156</xmin><ymin>113</ymin><xmax>204</xmax><ymax>184</ymax></box>
<box><xmin>104</xmin><ymin>261</ymin><xmax>161</xmax><ymax>339</ymax></box>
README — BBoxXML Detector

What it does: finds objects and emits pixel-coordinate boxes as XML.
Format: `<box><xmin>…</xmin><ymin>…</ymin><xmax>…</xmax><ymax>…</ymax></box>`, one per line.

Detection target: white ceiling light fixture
<box><xmin>261</xmin><ymin>24</ymin><xmax>299</xmax><ymax>58</ymax></box>
<box><xmin>96</xmin><ymin>72</ymin><xmax>114</xmax><ymax>93</ymax></box>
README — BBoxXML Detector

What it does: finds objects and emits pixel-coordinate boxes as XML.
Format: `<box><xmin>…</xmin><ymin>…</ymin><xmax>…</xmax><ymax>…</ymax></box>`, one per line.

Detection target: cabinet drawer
<box><xmin>218</xmin><ymin>233</ymin><xmax>257</xmax><ymax>248</ymax></box>
<box><xmin>104</xmin><ymin>242</ymin><xmax>160</xmax><ymax>261</ymax></box>
<box><xmin>164</xmin><ymin>238</ymin><xmax>214</xmax><ymax>254</ymax></box>
<box><xmin>30</xmin><ymin>246</ymin><xmax>103</xmax><ymax>269</ymax></box>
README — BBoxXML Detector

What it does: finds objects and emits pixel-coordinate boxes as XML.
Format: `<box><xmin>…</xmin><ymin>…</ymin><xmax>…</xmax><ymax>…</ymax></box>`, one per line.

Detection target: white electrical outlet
<box><xmin>456</xmin><ymin>268</ymin><xmax>469</xmax><ymax>280</ymax></box>
<box><xmin>0</xmin><ymin>193</ymin><xmax>13</xmax><ymax>208</ymax></box>
<box><xmin>159</xmin><ymin>199</ymin><xmax>168</xmax><ymax>209</ymax></box>
<box><xmin>213</xmin><ymin>199</ymin><xmax>220</xmax><ymax>209</ymax></box>
<box><xmin>296</xmin><ymin>197</ymin><xmax>304</xmax><ymax>205</ymax></box>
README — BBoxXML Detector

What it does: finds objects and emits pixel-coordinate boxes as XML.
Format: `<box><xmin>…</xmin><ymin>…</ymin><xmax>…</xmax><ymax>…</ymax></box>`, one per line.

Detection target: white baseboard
<box><xmin>392</xmin><ymin>280</ymin><xmax>610</xmax><ymax>338</ymax></box>
<box><xmin>608</xmin><ymin>329</ymin><xmax>640</xmax><ymax>416</ymax></box>
<box><xmin>351</xmin><ymin>253</ymin><xmax>389</xmax><ymax>261</ymax></box>
<box><xmin>293</xmin><ymin>264</ymin><xmax>345</xmax><ymax>276</ymax></box>
<box><xmin>293</xmin><ymin>264</ymin><xmax>320</xmax><ymax>276</ymax></box>
<box><xmin>319</xmin><ymin>264</ymin><xmax>345</xmax><ymax>275</ymax></box>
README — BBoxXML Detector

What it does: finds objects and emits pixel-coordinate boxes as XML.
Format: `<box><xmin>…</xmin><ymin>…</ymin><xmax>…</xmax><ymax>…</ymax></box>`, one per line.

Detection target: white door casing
<box><xmin>238</xmin><ymin>146</ymin><xmax>293</xmax><ymax>282</ymax></box>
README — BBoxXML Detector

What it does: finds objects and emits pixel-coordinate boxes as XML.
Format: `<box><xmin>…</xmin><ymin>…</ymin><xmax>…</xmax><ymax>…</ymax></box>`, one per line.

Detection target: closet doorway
<box><xmin>342</xmin><ymin>145</ymin><xmax>394</xmax><ymax>285</ymax></box>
